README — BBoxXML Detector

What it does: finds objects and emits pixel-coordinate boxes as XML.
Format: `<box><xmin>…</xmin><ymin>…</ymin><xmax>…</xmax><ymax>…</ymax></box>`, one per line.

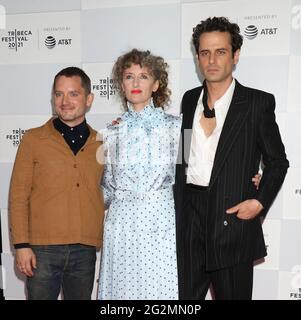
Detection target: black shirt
<box><xmin>53</xmin><ymin>117</ymin><xmax>90</xmax><ymax>155</ymax></box>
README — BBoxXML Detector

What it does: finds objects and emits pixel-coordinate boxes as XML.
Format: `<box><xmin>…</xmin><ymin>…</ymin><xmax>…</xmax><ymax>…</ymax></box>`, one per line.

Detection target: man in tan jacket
<box><xmin>9</xmin><ymin>67</ymin><xmax>104</xmax><ymax>300</ymax></box>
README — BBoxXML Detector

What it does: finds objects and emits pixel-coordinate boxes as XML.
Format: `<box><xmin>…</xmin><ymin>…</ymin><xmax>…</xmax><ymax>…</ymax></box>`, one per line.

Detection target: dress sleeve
<box><xmin>101</xmin><ymin>128</ymin><xmax>115</xmax><ymax>210</ymax></box>
<box><xmin>170</xmin><ymin>115</ymin><xmax>183</xmax><ymax>168</ymax></box>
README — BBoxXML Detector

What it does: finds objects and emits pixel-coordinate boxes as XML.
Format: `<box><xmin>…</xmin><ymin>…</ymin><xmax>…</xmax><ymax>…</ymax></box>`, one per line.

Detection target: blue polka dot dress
<box><xmin>98</xmin><ymin>101</ymin><xmax>182</xmax><ymax>300</ymax></box>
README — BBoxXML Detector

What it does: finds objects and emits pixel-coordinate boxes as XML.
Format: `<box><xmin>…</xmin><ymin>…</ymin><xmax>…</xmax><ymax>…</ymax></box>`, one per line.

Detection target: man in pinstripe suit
<box><xmin>174</xmin><ymin>17</ymin><xmax>289</xmax><ymax>300</ymax></box>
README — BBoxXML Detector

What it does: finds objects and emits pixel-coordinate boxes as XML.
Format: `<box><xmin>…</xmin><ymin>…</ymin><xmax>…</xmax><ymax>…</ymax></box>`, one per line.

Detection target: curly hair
<box><xmin>192</xmin><ymin>16</ymin><xmax>243</xmax><ymax>57</ymax></box>
<box><xmin>112</xmin><ymin>48</ymin><xmax>171</xmax><ymax>109</ymax></box>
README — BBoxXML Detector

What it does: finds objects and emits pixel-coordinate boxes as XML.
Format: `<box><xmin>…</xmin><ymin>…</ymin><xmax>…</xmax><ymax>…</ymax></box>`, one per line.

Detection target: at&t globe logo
<box><xmin>45</xmin><ymin>36</ymin><xmax>56</xmax><ymax>49</ymax></box>
<box><xmin>244</xmin><ymin>25</ymin><xmax>258</xmax><ymax>40</ymax></box>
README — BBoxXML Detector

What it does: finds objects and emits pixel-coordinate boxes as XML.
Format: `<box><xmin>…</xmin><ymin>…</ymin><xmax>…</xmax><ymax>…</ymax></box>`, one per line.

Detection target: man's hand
<box><xmin>15</xmin><ymin>248</ymin><xmax>37</xmax><ymax>277</ymax></box>
<box><xmin>226</xmin><ymin>199</ymin><xmax>263</xmax><ymax>220</ymax></box>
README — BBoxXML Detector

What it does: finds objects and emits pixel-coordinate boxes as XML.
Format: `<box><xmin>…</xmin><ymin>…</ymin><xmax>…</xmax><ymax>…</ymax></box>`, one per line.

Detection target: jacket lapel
<box><xmin>209</xmin><ymin>81</ymin><xmax>249</xmax><ymax>187</ymax></box>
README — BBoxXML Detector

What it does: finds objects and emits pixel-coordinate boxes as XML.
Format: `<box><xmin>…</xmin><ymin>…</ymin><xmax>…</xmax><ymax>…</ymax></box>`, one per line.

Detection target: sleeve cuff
<box><xmin>14</xmin><ymin>243</ymin><xmax>30</xmax><ymax>249</ymax></box>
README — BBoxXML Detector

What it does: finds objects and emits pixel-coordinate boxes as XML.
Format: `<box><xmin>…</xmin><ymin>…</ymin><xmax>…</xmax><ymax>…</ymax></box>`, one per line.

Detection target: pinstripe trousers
<box><xmin>177</xmin><ymin>184</ymin><xmax>254</xmax><ymax>300</ymax></box>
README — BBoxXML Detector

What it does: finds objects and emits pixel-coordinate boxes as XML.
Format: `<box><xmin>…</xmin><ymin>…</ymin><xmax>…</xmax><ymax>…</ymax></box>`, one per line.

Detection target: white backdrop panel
<box><xmin>0</xmin><ymin>11</ymin><xmax>81</xmax><ymax>64</ymax></box>
<box><xmin>0</xmin><ymin>64</ymin><xmax>81</xmax><ymax>115</ymax></box>
<box><xmin>288</xmin><ymin>56</ymin><xmax>301</xmax><ymax>111</ymax></box>
<box><xmin>257</xmin><ymin>219</ymin><xmax>281</xmax><ymax>270</ymax></box>
<box><xmin>285</xmin><ymin>115</ymin><xmax>301</xmax><ymax>167</ymax></box>
<box><xmin>0</xmin><ymin>163</ymin><xmax>13</xmax><ymax>209</ymax></box>
<box><xmin>279</xmin><ymin>220</ymin><xmax>301</xmax><ymax>271</ymax></box>
<box><xmin>278</xmin><ymin>270</ymin><xmax>301</xmax><ymax>300</ymax></box>
<box><xmin>291</xmin><ymin>0</ymin><xmax>301</xmax><ymax>54</ymax></box>
<box><xmin>83</xmin><ymin>62</ymin><xmax>122</xmax><ymax>115</ymax></box>
<box><xmin>82</xmin><ymin>0</ymin><xmax>180</xmax><ymax>9</ymax></box>
<box><xmin>181</xmin><ymin>0</ymin><xmax>291</xmax><ymax>58</ymax></box>
<box><xmin>81</xmin><ymin>4</ymin><xmax>181</xmax><ymax>63</ymax></box>
<box><xmin>235</xmin><ymin>56</ymin><xmax>289</xmax><ymax>112</ymax></box>
<box><xmin>283</xmin><ymin>168</ymin><xmax>301</xmax><ymax>220</ymax></box>
<box><xmin>0</xmin><ymin>0</ymin><xmax>80</xmax><ymax>14</ymax></box>
<box><xmin>0</xmin><ymin>115</ymin><xmax>49</xmax><ymax>162</ymax></box>
<box><xmin>253</xmin><ymin>269</ymin><xmax>279</xmax><ymax>300</ymax></box>
<box><xmin>0</xmin><ymin>0</ymin><xmax>299</xmax><ymax>300</ymax></box>
<box><xmin>1</xmin><ymin>209</ymin><xmax>11</xmax><ymax>253</ymax></box>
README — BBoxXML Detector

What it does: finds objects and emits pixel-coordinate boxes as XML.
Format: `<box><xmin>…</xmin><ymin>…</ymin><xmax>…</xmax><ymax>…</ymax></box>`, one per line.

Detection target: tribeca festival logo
<box><xmin>92</xmin><ymin>77</ymin><xmax>117</xmax><ymax>101</ymax></box>
<box><xmin>6</xmin><ymin>128</ymin><xmax>26</xmax><ymax>147</ymax></box>
<box><xmin>0</xmin><ymin>4</ymin><xmax>6</xmax><ymax>30</ymax></box>
<box><xmin>1</xmin><ymin>28</ymin><xmax>33</xmax><ymax>51</ymax></box>
<box><xmin>290</xmin><ymin>265</ymin><xmax>301</xmax><ymax>299</ymax></box>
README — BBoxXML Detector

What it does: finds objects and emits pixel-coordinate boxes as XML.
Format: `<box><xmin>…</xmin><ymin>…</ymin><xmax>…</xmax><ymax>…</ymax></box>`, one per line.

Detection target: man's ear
<box><xmin>233</xmin><ymin>49</ymin><xmax>240</xmax><ymax>65</ymax></box>
<box><xmin>86</xmin><ymin>92</ymin><xmax>94</xmax><ymax>108</ymax></box>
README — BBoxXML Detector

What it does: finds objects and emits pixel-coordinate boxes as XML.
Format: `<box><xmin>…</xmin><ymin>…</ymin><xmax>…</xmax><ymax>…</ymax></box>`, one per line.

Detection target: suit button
<box><xmin>224</xmin><ymin>220</ymin><xmax>228</xmax><ymax>226</ymax></box>
<box><xmin>76</xmin><ymin>183</ymin><xmax>80</xmax><ymax>187</ymax></box>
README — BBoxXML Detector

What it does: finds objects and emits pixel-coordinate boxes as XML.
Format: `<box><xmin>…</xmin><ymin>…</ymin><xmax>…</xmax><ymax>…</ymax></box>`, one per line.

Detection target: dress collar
<box><xmin>126</xmin><ymin>99</ymin><xmax>157</xmax><ymax>119</ymax></box>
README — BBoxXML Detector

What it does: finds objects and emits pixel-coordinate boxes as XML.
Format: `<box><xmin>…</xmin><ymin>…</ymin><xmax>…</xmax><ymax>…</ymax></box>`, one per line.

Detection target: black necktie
<box><xmin>202</xmin><ymin>81</ymin><xmax>215</xmax><ymax>118</ymax></box>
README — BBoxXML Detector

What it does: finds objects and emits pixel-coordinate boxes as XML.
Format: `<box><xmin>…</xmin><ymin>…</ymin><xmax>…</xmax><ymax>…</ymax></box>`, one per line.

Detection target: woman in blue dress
<box><xmin>98</xmin><ymin>49</ymin><xmax>181</xmax><ymax>299</ymax></box>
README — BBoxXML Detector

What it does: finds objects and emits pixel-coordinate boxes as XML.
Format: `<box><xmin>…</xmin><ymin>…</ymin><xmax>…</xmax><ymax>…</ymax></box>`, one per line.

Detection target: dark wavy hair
<box><xmin>192</xmin><ymin>16</ymin><xmax>243</xmax><ymax>57</ymax></box>
<box><xmin>53</xmin><ymin>66</ymin><xmax>91</xmax><ymax>95</ymax></box>
<box><xmin>112</xmin><ymin>48</ymin><xmax>171</xmax><ymax>109</ymax></box>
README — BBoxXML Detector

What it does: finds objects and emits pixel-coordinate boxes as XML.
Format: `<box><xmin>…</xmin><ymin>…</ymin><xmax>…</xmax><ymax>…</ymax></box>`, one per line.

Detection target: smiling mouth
<box><xmin>131</xmin><ymin>90</ymin><xmax>142</xmax><ymax>94</ymax></box>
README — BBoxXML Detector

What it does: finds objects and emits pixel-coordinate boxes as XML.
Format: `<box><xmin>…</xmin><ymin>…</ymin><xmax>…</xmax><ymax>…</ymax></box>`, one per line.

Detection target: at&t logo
<box><xmin>244</xmin><ymin>25</ymin><xmax>258</xmax><ymax>39</ymax></box>
<box><xmin>244</xmin><ymin>25</ymin><xmax>278</xmax><ymax>40</ymax></box>
<box><xmin>44</xmin><ymin>35</ymin><xmax>72</xmax><ymax>49</ymax></box>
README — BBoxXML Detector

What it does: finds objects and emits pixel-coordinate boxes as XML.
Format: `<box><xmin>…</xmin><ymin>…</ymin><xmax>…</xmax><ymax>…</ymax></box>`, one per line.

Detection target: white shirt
<box><xmin>186</xmin><ymin>79</ymin><xmax>236</xmax><ymax>186</ymax></box>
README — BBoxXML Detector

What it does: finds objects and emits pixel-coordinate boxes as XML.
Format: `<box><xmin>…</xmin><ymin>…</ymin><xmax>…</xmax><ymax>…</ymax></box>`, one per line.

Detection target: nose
<box><xmin>62</xmin><ymin>94</ymin><xmax>69</xmax><ymax>105</ymax></box>
<box><xmin>209</xmin><ymin>53</ymin><xmax>215</xmax><ymax>64</ymax></box>
<box><xmin>133</xmin><ymin>77</ymin><xmax>139</xmax><ymax>88</ymax></box>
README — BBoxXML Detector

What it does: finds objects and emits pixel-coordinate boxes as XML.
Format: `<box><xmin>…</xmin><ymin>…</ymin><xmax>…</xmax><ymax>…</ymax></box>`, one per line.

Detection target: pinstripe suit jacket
<box><xmin>174</xmin><ymin>80</ymin><xmax>289</xmax><ymax>271</ymax></box>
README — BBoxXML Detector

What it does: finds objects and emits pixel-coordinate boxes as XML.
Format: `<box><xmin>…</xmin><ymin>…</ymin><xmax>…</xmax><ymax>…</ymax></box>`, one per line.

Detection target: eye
<box><xmin>216</xmin><ymin>50</ymin><xmax>226</xmax><ymax>55</ymax></box>
<box><xmin>54</xmin><ymin>92</ymin><xmax>62</xmax><ymax>98</ymax></box>
<box><xmin>199</xmin><ymin>51</ymin><xmax>209</xmax><ymax>57</ymax></box>
<box><xmin>124</xmin><ymin>74</ymin><xmax>133</xmax><ymax>80</ymax></box>
<box><xmin>70</xmin><ymin>91</ymin><xmax>79</xmax><ymax>97</ymax></box>
<box><xmin>140</xmin><ymin>74</ymin><xmax>149</xmax><ymax>80</ymax></box>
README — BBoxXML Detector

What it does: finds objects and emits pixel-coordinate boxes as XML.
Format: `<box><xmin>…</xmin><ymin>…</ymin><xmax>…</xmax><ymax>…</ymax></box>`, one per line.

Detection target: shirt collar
<box><xmin>53</xmin><ymin>117</ymin><xmax>88</xmax><ymax>135</ymax></box>
<box><xmin>197</xmin><ymin>78</ymin><xmax>235</xmax><ymax>118</ymax></box>
<box><xmin>214</xmin><ymin>78</ymin><xmax>236</xmax><ymax>109</ymax></box>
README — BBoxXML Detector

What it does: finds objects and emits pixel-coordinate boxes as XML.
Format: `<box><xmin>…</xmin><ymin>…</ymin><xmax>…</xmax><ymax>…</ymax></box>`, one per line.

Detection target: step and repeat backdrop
<box><xmin>0</xmin><ymin>0</ymin><xmax>300</xmax><ymax>300</ymax></box>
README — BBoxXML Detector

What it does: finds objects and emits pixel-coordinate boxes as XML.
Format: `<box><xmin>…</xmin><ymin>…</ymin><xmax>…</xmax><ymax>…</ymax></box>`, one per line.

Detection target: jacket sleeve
<box><xmin>9</xmin><ymin>132</ymin><xmax>35</xmax><ymax>244</ymax></box>
<box><xmin>256</xmin><ymin>93</ymin><xmax>289</xmax><ymax>216</ymax></box>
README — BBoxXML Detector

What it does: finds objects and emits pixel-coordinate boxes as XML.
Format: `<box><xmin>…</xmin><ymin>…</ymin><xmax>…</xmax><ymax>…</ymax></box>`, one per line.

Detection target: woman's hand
<box><xmin>252</xmin><ymin>173</ymin><xmax>261</xmax><ymax>190</ymax></box>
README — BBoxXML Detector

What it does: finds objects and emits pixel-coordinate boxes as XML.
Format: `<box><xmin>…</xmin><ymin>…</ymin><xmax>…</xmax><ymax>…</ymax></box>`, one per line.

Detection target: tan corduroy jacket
<box><xmin>9</xmin><ymin>118</ymin><xmax>104</xmax><ymax>247</ymax></box>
